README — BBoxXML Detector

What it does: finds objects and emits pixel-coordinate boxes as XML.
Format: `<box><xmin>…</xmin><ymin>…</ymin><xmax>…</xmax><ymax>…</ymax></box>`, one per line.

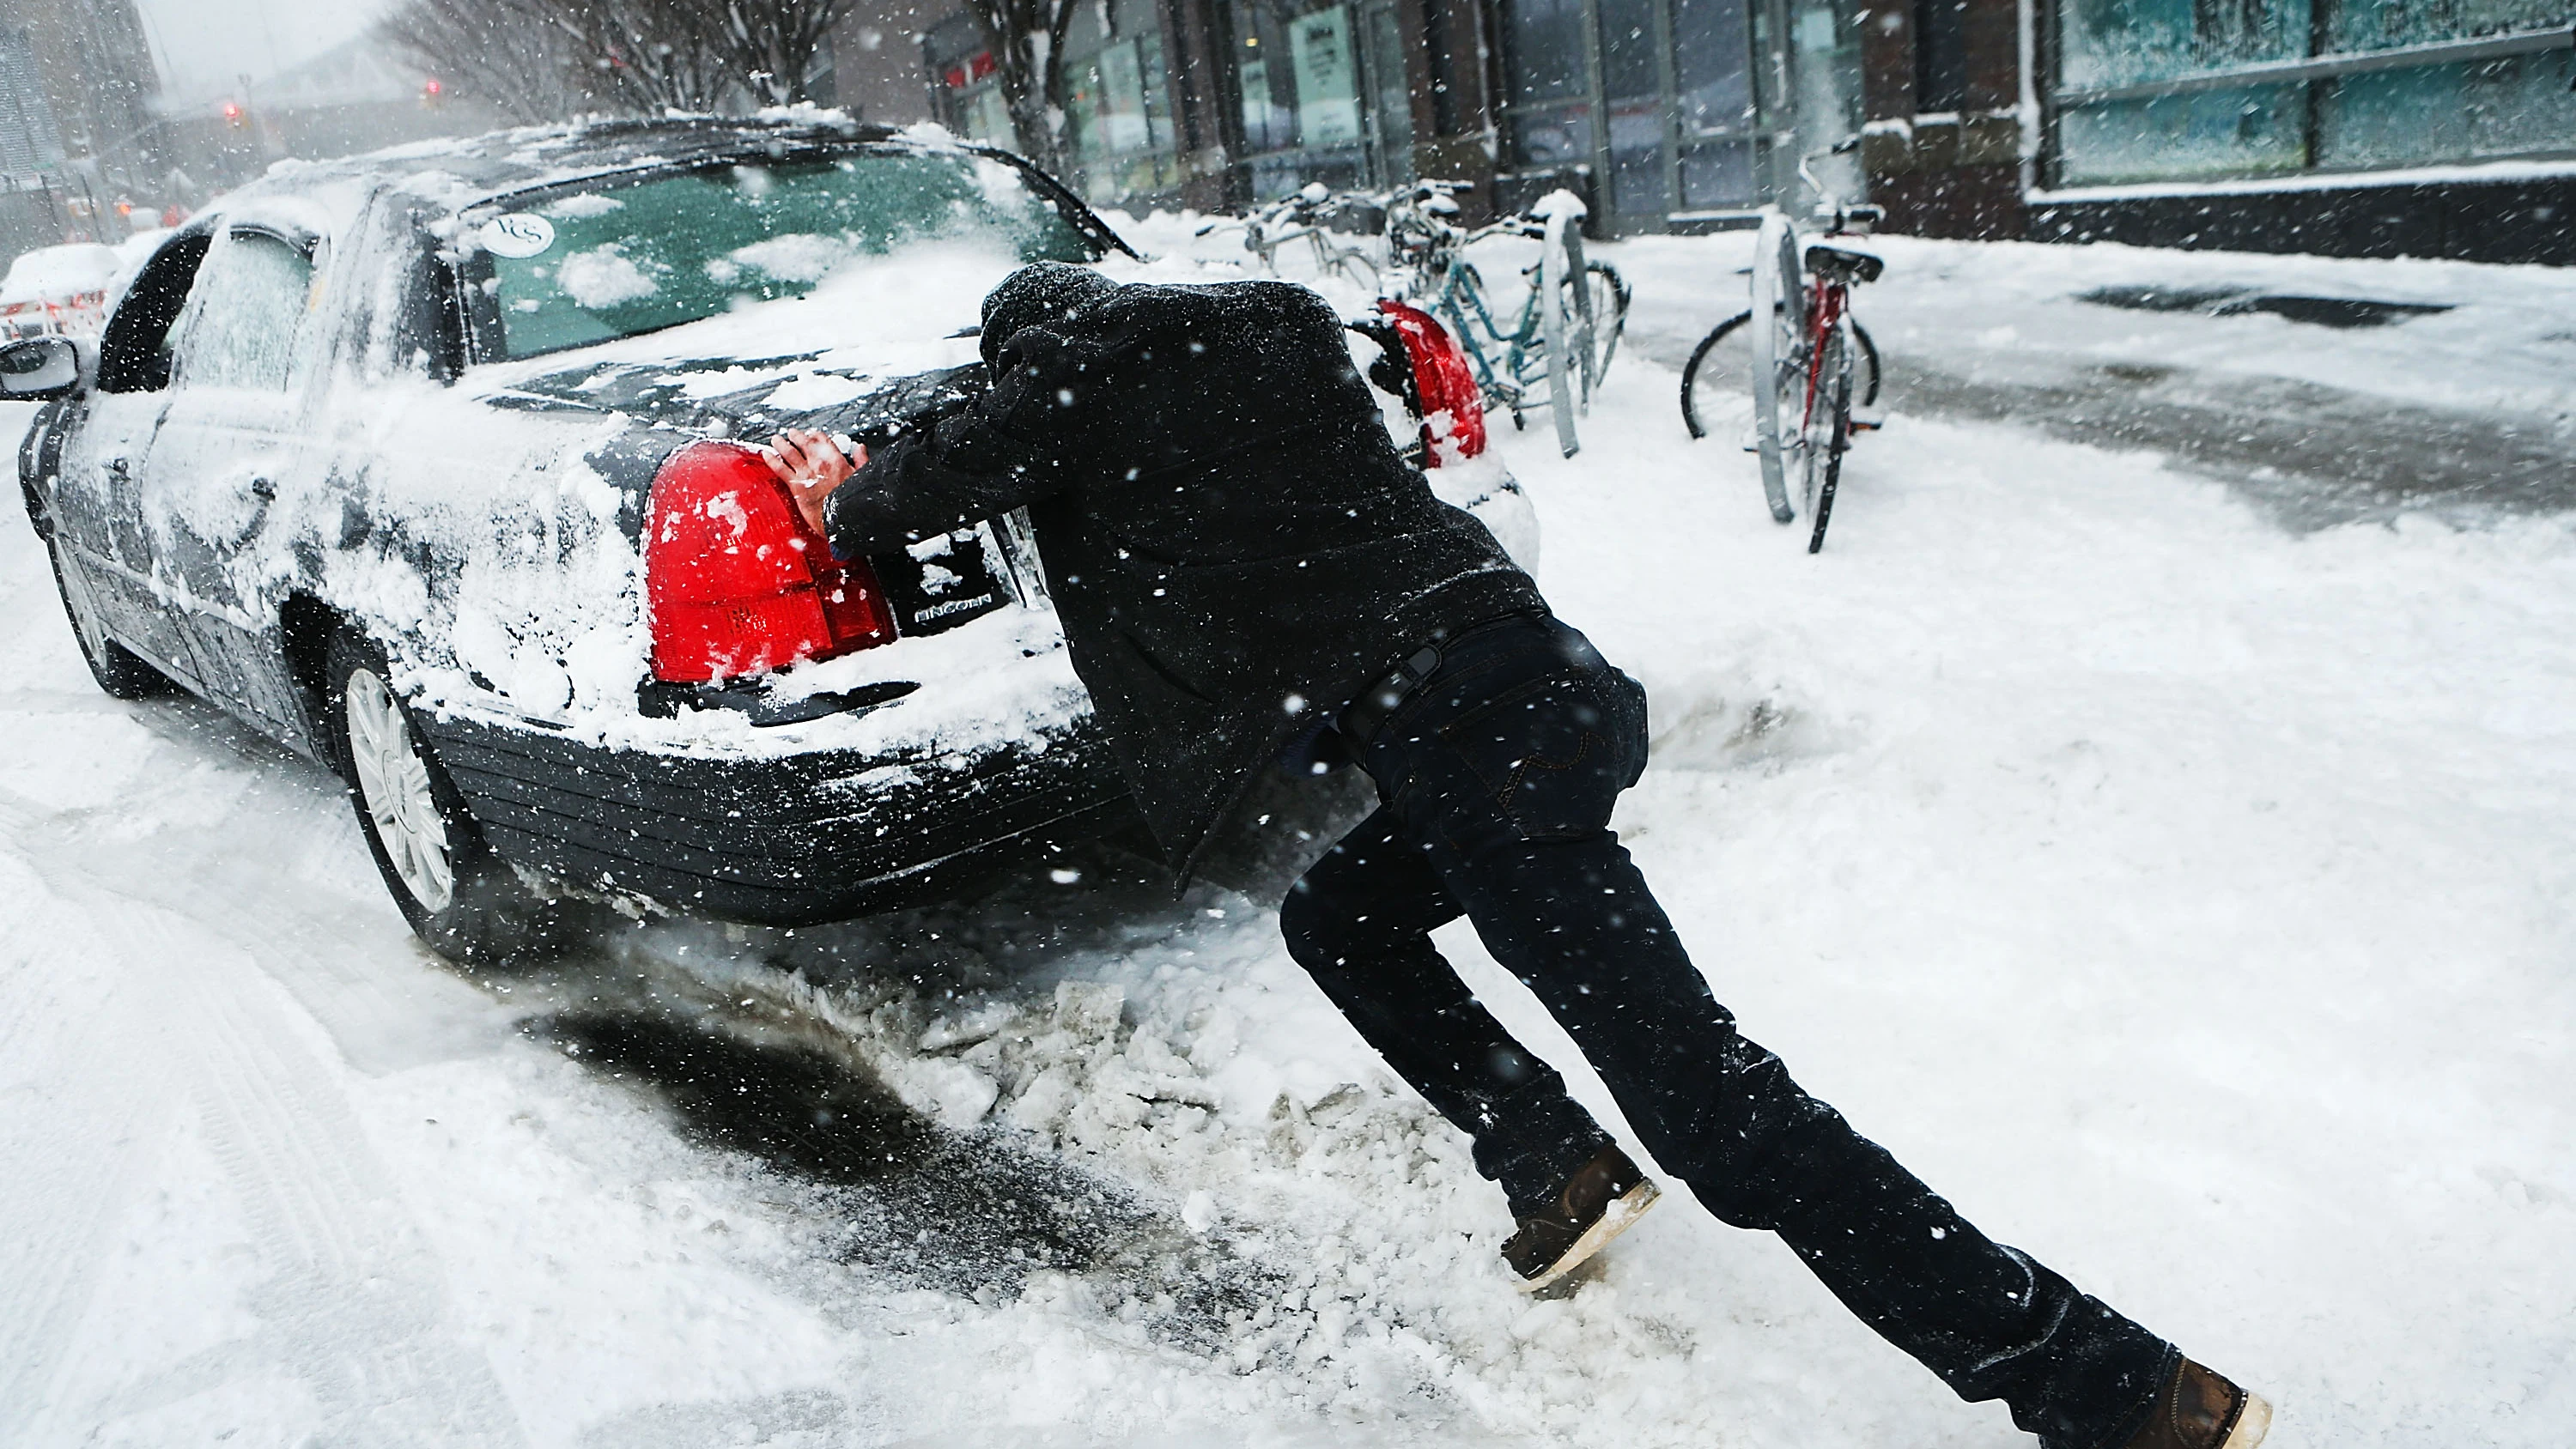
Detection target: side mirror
<box><xmin>0</xmin><ymin>336</ymin><xmax>81</xmax><ymax>400</ymax></box>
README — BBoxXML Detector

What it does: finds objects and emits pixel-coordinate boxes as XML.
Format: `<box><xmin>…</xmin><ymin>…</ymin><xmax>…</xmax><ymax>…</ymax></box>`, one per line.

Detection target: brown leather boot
<box><xmin>2119</xmin><ymin>1358</ymin><xmax>2272</xmax><ymax>1449</ymax></box>
<box><xmin>1500</xmin><ymin>1144</ymin><xmax>1661</xmax><ymax>1292</ymax></box>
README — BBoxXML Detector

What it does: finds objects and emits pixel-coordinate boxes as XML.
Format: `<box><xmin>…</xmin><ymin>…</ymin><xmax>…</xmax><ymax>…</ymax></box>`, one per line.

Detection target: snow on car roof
<box><xmin>213</xmin><ymin>112</ymin><xmax>942</xmax><ymax>227</ymax></box>
<box><xmin>0</xmin><ymin>243</ymin><xmax>122</xmax><ymax>306</ymax></box>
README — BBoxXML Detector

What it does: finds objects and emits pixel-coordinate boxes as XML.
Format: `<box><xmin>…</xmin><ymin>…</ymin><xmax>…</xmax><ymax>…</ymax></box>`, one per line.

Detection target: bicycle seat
<box><xmin>1805</xmin><ymin>243</ymin><xmax>1883</xmax><ymax>283</ymax></box>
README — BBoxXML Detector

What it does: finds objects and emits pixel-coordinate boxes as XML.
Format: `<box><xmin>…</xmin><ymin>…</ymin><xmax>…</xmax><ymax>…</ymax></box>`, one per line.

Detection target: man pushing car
<box><xmin>762</xmin><ymin>261</ymin><xmax>2268</xmax><ymax>1449</ymax></box>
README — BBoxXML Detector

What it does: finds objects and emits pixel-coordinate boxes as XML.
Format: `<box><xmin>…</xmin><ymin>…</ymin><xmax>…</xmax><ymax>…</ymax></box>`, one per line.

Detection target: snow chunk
<box><xmin>762</xmin><ymin>372</ymin><xmax>872</xmax><ymax>410</ymax></box>
<box><xmin>543</xmin><ymin>191</ymin><xmax>625</xmax><ymax>219</ymax></box>
<box><xmin>726</xmin><ymin>233</ymin><xmax>851</xmax><ymax>284</ymax></box>
<box><xmin>556</xmin><ymin>246</ymin><xmax>660</xmax><ymax>308</ymax></box>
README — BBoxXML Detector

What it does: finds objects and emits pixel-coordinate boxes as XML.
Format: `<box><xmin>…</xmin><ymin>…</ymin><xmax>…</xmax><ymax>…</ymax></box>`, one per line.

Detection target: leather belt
<box><xmin>1337</xmin><ymin>642</ymin><xmax>1445</xmax><ymax>748</ymax></box>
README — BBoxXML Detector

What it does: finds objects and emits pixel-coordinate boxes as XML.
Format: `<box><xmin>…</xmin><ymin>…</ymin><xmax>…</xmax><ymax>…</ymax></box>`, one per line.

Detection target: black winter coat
<box><xmin>823</xmin><ymin>276</ymin><xmax>1543</xmax><ymax>876</ymax></box>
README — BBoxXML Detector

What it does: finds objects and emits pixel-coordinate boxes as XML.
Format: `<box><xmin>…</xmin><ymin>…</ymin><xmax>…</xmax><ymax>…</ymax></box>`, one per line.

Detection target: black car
<box><xmin>4</xmin><ymin>117</ymin><xmax>1529</xmax><ymax>961</ymax></box>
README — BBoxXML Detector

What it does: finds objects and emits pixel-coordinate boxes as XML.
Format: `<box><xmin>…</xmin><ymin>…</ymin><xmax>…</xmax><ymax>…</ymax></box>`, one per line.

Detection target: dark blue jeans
<box><xmin>1279</xmin><ymin>614</ymin><xmax>2175</xmax><ymax>1449</ymax></box>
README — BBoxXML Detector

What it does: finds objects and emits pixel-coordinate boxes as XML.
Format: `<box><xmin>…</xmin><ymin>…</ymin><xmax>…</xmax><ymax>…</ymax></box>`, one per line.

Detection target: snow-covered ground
<box><xmin>4</xmin><ymin>230</ymin><xmax>2574</xmax><ymax>1448</ymax></box>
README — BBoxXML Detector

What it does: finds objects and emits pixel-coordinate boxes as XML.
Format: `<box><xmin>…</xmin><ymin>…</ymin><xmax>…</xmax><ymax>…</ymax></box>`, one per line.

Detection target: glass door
<box><xmin>1494</xmin><ymin>0</ymin><xmax>1781</xmax><ymax>228</ymax></box>
<box><xmin>1357</xmin><ymin>0</ymin><xmax>1416</xmax><ymax>185</ymax></box>
<box><xmin>1749</xmin><ymin>0</ymin><xmax>1863</xmax><ymax>212</ymax></box>
<box><xmin>1595</xmin><ymin>0</ymin><xmax>1674</xmax><ymax>224</ymax></box>
<box><xmin>1673</xmin><ymin>0</ymin><xmax>1759</xmax><ymax>213</ymax></box>
<box><xmin>1785</xmin><ymin>0</ymin><xmax>1864</xmax><ymax>207</ymax></box>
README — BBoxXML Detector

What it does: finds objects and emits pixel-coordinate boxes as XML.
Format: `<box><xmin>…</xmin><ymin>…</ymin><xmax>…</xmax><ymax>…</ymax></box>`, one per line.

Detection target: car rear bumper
<box><xmin>416</xmin><ymin>712</ymin><xmax>1139</xmax><ymax>926</ymax></box>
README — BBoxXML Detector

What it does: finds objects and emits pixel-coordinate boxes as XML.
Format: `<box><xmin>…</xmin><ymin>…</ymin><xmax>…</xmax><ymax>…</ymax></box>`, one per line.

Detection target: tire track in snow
<box><xmin>0</xmin><ymin>768</ymin><xmax>529</xmax><ymax>1445</ymax></box>
<box><xmin>179</xmin><ymin>965</ymin><xmax>526</xmax><ymax>1447</ymax></box>
<box><xmin>0</xmin><ymin>849</ymin><xmax>185</xmax><ymax>1445</ymax></box>
<box><xmin>112</xmin><ymin>700</ymin><xmax>511</xmax><ymax>1077</ymax></box>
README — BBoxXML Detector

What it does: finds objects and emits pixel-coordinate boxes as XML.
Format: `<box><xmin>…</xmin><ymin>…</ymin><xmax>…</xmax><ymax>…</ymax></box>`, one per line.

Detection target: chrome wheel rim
<box><xmin>345</xmin><ymin>666</ymin><xmax>454</xmax><ymax>914</ymax></box>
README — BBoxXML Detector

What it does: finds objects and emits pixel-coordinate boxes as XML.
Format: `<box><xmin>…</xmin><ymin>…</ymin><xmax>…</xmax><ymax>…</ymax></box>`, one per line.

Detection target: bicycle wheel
<box><xmin>1569</xmin><ymin>261</ymin><xmax>1629</xmax><ymax>403</ymax></box>
<box><xmin>1804</xmin><ymin>324</ymin><xmax>1856</xmax><ymax>555</ymax></box>
<box><xmin>1748</xmin><ymin>212</ymin><xmax>1806</xmax><ymax>524</ymax></box>
<box><xmin>1680</xmin><ymin>309</ymin><xmax>1753</xmax><ymax>442</ymax></box>
<box><xmin>1852</xmin><ymin>318</ymin><xmax>1882</xmax><ymax>408</ymax></box>
<box><xmin>1327</xmin><ymin>248</ymin><xmax>1382</xmax><ymax>296</ymax></box>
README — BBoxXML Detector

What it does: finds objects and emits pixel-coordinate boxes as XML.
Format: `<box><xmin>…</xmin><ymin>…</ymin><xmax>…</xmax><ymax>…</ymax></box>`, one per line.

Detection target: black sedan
<box><xmin>3</xmin><ymin>116</ymin><xmax>1521</xmax><ymax>962</ymax></box>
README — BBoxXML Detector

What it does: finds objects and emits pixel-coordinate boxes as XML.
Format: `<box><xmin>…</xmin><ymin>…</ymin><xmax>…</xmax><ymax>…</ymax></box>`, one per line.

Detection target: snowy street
<box><xmin>5</xmin><ymin>230</ymin><xmax>2575</xmax><ymax>1447</ymax></box>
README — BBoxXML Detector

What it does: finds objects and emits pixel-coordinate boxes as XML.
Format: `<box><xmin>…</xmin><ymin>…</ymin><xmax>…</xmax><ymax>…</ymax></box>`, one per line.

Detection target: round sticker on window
<box><xmin>480</xmin><ymin>214</ymin><xmax>556</xmax><ymax>258</ymax></box>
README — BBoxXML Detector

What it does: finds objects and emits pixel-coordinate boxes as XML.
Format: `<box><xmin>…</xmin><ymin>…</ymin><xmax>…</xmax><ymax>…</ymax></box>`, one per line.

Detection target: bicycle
<box><xmin>1680</xmin><ymin>148</ymin><xmax>1885</xmax><ymax>553</ymax></box>
<box><xmin>1382</xmin><ymin>180</ymin><xmax>1629</xmax><ymax>458</ymax></box>
<box><xmin>1195</xmin><ymin>182</ymin><xmax>1382</xmax><ymax>294</ymax></box>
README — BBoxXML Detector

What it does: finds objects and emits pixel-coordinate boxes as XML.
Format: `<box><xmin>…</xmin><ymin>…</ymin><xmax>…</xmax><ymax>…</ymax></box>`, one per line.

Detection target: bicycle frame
<box><xmin>1249</xmin><ymin>220</ymin><xmax>1335</xmax><ymax>274</ymax></box>
<box><xmin>1384</xmin><ymin>184</ymin><xmax>1613</xmax><ymax>457</ymax></box>
<box><xmin>1200</xmin><ymin>189</ymin><xmax>1377</xmax><ymax>286</ymax></box>
<box><xmin>1431</xmin><ymin>258</ymin><xmax>1543</xmax><ymax>409</ymax></box>
<box><xmin>1798</xmin><ymin>277</ymin><xmax>1850</xmax><ymax>441</ymax></box>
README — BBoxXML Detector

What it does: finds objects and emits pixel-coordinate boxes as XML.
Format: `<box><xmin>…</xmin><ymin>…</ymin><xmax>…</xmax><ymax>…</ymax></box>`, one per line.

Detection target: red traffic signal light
<box><xmin>221</xmin><ymin>101</ymin><xmax>244</xmax><ymax>126</ymax></box>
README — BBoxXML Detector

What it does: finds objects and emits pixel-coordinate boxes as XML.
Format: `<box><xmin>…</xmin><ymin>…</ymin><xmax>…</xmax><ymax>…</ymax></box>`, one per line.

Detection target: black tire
<box><xmin>324</xmin><ymin>627</ymin><xmax>579</xmax><ymax>967</ymax></box>
<box><xmin>1680</xmin><ymin>309</ymin><xmax>1753</xmax><ymax>440</ymax></box>
<box><xmin>1852</xmin><ymin>319</ymin><xmax>1882</xmax><ymax>409</ymax></box>
<box><xmin>43</xmin><ymin>539</ymin><xmax>171</xmax><ymax>700</ymax></box>
<box><xmin>1807</xmin><ymin>334</ymin><xmax>1856</xmax><ymax>555</ymax></box>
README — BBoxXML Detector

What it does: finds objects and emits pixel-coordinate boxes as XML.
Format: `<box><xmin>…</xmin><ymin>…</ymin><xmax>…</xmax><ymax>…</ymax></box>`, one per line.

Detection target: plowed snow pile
<box><xmin>2</xmin><ymin>227</ymin><xmax>2573</xmax><ymax>1449</ymax></box>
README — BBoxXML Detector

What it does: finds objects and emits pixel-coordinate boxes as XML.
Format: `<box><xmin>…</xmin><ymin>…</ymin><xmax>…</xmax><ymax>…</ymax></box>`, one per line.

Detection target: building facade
<box><xmin>1863</xmin><ymin>0</ymin><xmax>2576</xmax><ymax>262</ymax></box>
<box><xmin>829</xmin><ymin>0</ymin><xmax>2573</xmax><ymax>259</ymax></box>
<box><xmin>846</xmin><ymin>0</ymin><xmax>1880</xmax><ymax>232</ymax></box>
<box><xmin>0</xmin><ymin>0</ymin><xmax>159</xmax><ymax>259</ymax></box>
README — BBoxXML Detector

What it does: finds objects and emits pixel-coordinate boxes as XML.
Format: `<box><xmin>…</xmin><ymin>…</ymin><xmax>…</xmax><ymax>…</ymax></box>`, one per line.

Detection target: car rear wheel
<box><xmin>43</xmin><ymin>539</ymin><xmax>170</xmax><ymax>700</ymax></box>
<box><xmin>325</xmin><ymin>627</ymin><xmax>576</xmax><ymax>966</ymax></box>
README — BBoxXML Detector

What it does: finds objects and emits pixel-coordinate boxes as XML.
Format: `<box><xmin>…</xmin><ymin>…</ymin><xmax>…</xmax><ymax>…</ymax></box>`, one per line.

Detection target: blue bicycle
<box><xmin>1381</xmin><ymin>182</ymin><xmax>1629</xmax><ymax>458</ymax></box>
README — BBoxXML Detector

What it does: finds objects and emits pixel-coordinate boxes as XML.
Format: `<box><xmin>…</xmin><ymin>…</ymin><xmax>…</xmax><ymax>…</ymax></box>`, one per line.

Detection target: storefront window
<box><xmin>2317</xmin><ymin>49</ymin><xmax>2576</xmax><ymax>167</ymax></box>
<box><xmin>1671</xmin><ymin>0</ymin><xmax>1755</xmax><ymax>210</ymax></box>
<box><xmin>1597</xmin><ymin>0</ymin><xmax>1668</xmax><ymax>215</ymax></box>
<box><xmin>1226</xmin><ymin>0</ymin><xmax>1375</xmax><ymax>195</ymax></box>
<box><xmin>1673</xmin><ymin>0</ymin><xmax>1753</xmax><ymax>134</ymax></box>
<box><xmin>1499</xmin><ymin>0</ymin><xmax>1596</xmax><ymax>172</ymax></box>
<box><xmin>1061</xmin><ymin>0</ymin><xmax>1182</xmax><ymax>206</ymax></box>
<box><xmin>2059</xmin><ymin>82</ymin><xmax>2305</xmax><ymax>181</ymax></box>
<box><xmin>2056</xmin><ymin>0</ymin><xmax>2576</xmax><ymax>185</ymax></box>
<box><xmin>2061</xmin><ymin>0</ymin><xmax>2308</xmax><ymax>91</ymax></box>
<box><xmin>2324</xmin><ymin>0</ymin><xmax>2567</xmax><ymax>51</ymax></box>
<box><xmin>1789</xmin><ymin>0</ymin><xmax>1864</xmax><ymax>201</ymax></box>
<box><xmin>957</xmin><ymin>84</ymin><xmax>1013</xmax><ymax>147</ymax></box>
<box><xmin>927</xmin><ymin>27</ymin><xmax>1017</xmax><ymax>151</ymax></box>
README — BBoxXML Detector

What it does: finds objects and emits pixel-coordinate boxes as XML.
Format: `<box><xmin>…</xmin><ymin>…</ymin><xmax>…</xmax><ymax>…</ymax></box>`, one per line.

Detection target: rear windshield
<box><xmin>477</xmin><ymin>150</ymin><xmax>1096</xmax><ymax>360</ymax></box>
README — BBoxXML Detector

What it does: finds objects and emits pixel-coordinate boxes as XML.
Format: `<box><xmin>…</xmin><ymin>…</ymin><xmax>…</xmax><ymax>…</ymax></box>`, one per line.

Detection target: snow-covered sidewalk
<box><xmin>3</xmin><ymin>231</ymin><xmax>2573</xmax><ymax>1448</ymax></box>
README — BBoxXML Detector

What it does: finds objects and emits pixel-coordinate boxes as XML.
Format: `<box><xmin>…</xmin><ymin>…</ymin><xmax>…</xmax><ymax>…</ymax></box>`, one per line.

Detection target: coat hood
<box><xmin>980</xmin><ymin>263</ymin><xmax>1118</xmax><ymax>368</ymax></box>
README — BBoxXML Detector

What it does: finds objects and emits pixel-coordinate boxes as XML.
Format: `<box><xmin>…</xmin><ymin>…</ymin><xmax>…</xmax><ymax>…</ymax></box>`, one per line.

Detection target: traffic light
<box><xmin>422</xmin><ymin>77</ymin><xmax>444</xmax><ymax>106</ymax></box>
<box><xmin>222</xmin><ymin>100</ymin><xmax>245</xmax><ymax>128</ymax></box>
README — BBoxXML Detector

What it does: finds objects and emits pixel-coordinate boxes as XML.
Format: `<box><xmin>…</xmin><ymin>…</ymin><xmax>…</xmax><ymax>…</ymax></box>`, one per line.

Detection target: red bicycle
<box><xmin>1682</xmin><ymin>164</ymin><xmax>1884</xmax><ymax>553</ymax></box>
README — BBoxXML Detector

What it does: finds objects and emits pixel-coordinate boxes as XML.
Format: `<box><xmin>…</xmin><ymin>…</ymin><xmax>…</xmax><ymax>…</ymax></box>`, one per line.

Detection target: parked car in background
<box><xmin>2</xmin><ymin>242</ymin><xmax>121</xmax><ymax>339</ymax></box>
<box><xmin>3</xmin><ymin>116</ymin><xmax>1518</xmax><ymax>962</ymax></box>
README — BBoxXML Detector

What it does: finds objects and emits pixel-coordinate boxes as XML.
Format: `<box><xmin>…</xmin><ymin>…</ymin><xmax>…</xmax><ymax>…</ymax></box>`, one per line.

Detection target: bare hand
<box><xmin>759</xmin><ymin>427</ymin><xmax>865</xmax><ymax>540</ymax></box>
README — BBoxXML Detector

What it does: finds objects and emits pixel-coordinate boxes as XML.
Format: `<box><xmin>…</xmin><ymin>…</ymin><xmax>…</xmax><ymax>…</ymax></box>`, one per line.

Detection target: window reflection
<box><xmin>2057</xmin><ymin>0</ymin><xmax>2576</xmax><ymax>185</ymax></box>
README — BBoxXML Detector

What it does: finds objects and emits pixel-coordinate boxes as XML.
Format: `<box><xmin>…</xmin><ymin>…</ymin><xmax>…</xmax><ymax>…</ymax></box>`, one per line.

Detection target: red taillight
<box><xmin>1375</xmin><ymin>299</ymin><xmax>1487</xmax><ymax>464</ymax></box>
<box><xmin>645</xmin><ymin>440</ymin><xmax>897</xmax><ymax>684</ymax></box>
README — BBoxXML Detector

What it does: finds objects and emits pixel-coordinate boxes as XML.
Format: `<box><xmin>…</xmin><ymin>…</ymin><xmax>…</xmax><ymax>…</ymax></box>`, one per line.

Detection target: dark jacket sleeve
<box><xmin>823</xmin><ymin>328</ymin><xmax>1097</xmax><ymax>561</ymax></box>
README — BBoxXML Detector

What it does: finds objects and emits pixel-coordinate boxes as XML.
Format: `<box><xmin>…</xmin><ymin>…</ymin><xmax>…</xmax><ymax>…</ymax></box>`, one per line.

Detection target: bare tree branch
<box><xmin>961</xmin><ymin>0</ymin><xmax>1083</xmax><ymax>169</ymax></box>
<box><xmin>380</xmin><ymin>0</ymin><xmax>856</xmax><ymax>122</ymax></box>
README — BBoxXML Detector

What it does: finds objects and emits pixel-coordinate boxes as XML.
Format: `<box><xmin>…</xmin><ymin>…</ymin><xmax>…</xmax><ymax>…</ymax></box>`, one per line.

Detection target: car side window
<box><xmin>95</xmin><ymin>232</ymin><xmax>211</xmax><ymax>394</ymax></box>
<box><xmin>172</xmin><ymin>229</ymin><xmax>319</xmax><ymax>392</ymax></box>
